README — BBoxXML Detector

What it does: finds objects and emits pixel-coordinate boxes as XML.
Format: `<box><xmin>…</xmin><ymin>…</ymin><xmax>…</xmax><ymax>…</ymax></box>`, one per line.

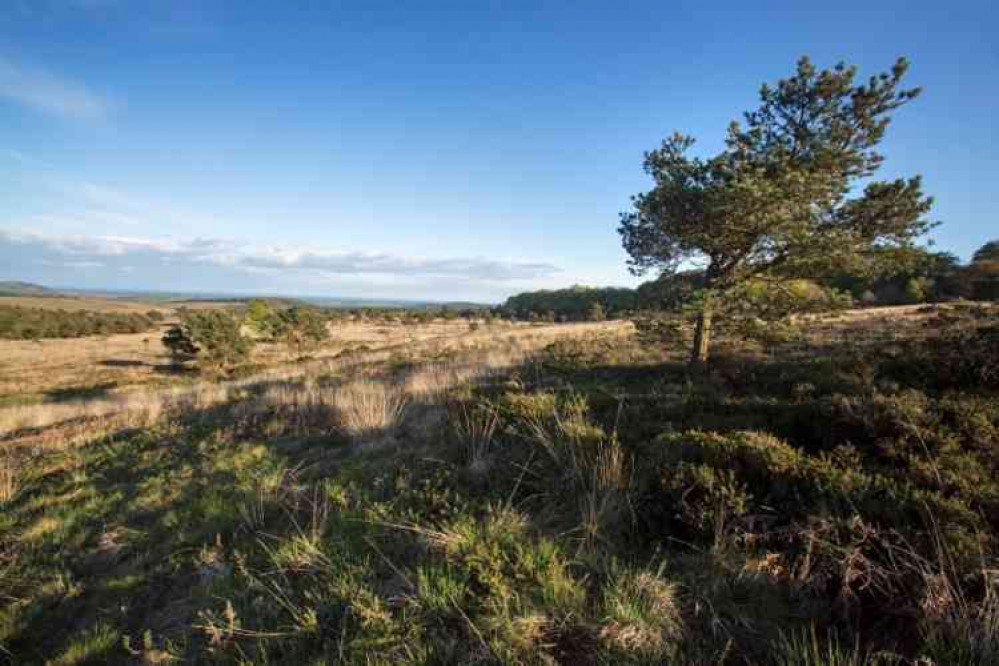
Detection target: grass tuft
<box><xmin>599</xmin><ymin>562</ymin><xmax>683</xmax><ymax>661</ymax></box>
<box><xmin>333</xmin><ymin>379</ymin><xmax>408</xmax><ymax>441</ymax></box>
<box><xmin>448</xmin><ymin>399</ymin><xmax>499</xmax><ymax>474</ymax></box>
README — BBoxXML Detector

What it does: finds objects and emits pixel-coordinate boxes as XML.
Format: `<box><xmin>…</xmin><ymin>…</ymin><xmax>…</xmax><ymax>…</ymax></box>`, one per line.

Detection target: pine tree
<box><xmin>620</xmin><ymin>57</ymin><xmax>934</xmax><ymax>363</ymax></box>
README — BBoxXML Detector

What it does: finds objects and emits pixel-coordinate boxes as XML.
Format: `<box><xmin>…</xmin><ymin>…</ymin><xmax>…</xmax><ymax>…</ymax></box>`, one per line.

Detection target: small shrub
<box><xmin>425</xmin><ymin>507</ymin><xmax>588</xmax><ymax>659</ymax></box>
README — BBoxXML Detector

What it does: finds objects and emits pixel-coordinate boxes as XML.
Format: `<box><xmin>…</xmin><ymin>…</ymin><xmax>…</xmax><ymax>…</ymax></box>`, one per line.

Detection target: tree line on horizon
<box><xmin>498</xmin><ymin>238</ymin><xmax>999</xmax><ymax>323</ymax></box>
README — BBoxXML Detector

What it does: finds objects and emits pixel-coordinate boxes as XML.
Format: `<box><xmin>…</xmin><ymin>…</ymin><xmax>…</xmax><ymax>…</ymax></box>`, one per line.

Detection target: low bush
<box><xmin>638</xmin><ymin>429</ymin><xmax>989</xmax><ymax>639</ymax></box>
<box><xmin>0</xmin><ymin>304</ymin><xmax>157</xmax><ymax>339</ymax></box>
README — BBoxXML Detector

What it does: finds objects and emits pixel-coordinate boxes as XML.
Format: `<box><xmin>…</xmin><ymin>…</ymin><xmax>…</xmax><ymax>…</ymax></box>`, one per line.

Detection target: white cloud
<box><xmin>241</xmin><ymin>247</ymin><xmax>559</xmax><ymax>280</ymax></box>
<box><xmin>0</xmin><ymin>229</ymin><xmax>561</xmax><ymax>283</ymax></box>
<box><xmin>0</xmin><ymin>57</ymin><xmax>109</xmax><ymax>121</ymax></box>
<box><xmin>63</xmin><ymin>260</ymin><xmax>104</xmax><ymax>268</ymax></box>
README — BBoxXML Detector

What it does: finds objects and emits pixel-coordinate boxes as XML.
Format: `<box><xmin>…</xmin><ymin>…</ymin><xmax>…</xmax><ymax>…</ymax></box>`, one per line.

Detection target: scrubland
<box><xmin>0</xmin><ymin>317</ymin><xmax>504</xmax><ymax>404</ymax></box>
<box><xmin>1</xmin><ymin>305</ymin><xmax>998</xmax><ymax>664</ymax></box>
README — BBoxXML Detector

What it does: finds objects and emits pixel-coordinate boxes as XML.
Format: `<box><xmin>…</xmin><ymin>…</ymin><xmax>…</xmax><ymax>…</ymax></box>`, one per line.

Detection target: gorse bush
<box><xmin>0</xmin><ymin>304</ymin><xmax>158</xmax><ymax>339</ymax></box>
<box><xmin>825</xmin><ymin>389</ymin><xmax>999</xmax><ymax>526</ymax></box>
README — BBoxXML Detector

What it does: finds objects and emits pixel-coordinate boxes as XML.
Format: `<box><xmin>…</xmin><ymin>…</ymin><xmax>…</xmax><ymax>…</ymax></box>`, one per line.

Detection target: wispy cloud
<box><xmin>242</xmin><ymin>247</ymin><xmax>560</xmax><ymax>281</ymax></box>
<box><xmin>0</xmin><ymin>230</ymin><xmax>561</xmax><ymax>283</ymax></box>
<box><xmin>0</xmin><ymin>57</ymin><xmax>109</xmax><ymax>121</ymax></box>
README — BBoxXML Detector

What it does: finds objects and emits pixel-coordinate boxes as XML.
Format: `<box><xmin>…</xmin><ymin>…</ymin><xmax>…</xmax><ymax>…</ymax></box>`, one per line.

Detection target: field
<box><xmin>1</xmin><ymin>304</ymin><xmax>998</xmax><ymax>664</ymax></box>
<box><xmin>0</xmin><ymin>317</ymin><xmax>509</xmax><ymax>404</ymax></box>
<box><xmin>0</xmin><ymin>295</ymin><xmax>174</xmax><ymax>314</ymax></box>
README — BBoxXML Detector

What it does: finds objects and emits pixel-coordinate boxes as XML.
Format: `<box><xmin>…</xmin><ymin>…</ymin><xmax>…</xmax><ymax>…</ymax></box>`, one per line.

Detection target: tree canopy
<box><xmin>501</xmin><ymin>285</ymin><xmax>637</xmax><ymax>321</ymax></box>
<box><xmin>620</xmin><ymin>56</ymin><xmax>934</xmax><ymax>362</ymax></box>
<box><xmin>973</xmin><ymin>240</ymin><xmax>999</xmax><ymax>264</ymax></box>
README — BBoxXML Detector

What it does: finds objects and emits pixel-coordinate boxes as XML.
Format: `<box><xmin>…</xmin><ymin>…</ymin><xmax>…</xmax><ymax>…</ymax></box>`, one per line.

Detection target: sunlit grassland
<box><xmin>1</xmin><ymin>306</ymin><xmax>998</xmax><ymax>664</ymax></box>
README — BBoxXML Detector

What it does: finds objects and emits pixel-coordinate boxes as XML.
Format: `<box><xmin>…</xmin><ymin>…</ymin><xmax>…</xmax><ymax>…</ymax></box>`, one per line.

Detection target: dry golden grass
<box><xmin>0</xmin><ymin>320</ymin><xmax>628</xmax><ymax>439</ymax></box>
<box><xmin>404</xmin><ymin>363</ymin><xmax>458</xmax><ymax>401</ymax></box>
<box><xmin>0</xmin><ymin>318</ymin><xmax>493</xmax><ymax>400</ymax></box>
<box><xmin>0</xmin><ymin>455</ymin><xmax>18</xmax><ymax>505</ymax></box>
<box><xmin>0</xmin><ymin>327</ymin><xmax>173</xmax><ymax>398</ymax></box>
<box><xmin>332</xmin><ymin>379</ymin><xmax>408</xmax><ymax>441</ymax></box>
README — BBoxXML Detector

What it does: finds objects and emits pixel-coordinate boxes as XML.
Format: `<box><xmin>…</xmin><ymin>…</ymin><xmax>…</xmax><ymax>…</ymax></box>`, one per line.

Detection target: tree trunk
<box><xmin>690</xmin><ymin>300</ymin><xmax>713</xmax><ymax>365</ymax></box>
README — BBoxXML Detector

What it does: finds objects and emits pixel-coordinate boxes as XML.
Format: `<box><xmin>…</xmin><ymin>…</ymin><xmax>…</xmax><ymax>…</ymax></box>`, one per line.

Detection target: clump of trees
<box><xmin>504</xmin><ymin>238</ymin><xmax>999</xmax><ymax>329</ymax></box>
<box><xmin>245</xmin><ymin>299</ymin><xmax>285</xmax><ymax>338</ymax></box>
<box><xmin>501</xmin><ymin>286</ymin><xmax>637</xmax><ymax>321</ymax></box>
<box><xmin>164</xmin><ymin>301</ymin><xmax>336</xmax><ymax>373</ymax></box>
<box><xmin>636</xmin><ymin>240</ymin><xmax>999</xmax><ymax>311</ymax></box>
<box><xmin>162</xmin><ymin>310</ymin><xmax>254</xmax><ymax>372</ymax></box>
<box><xmin>275</xmin><ymin>306</ymin><xmax>331</xmax><ymax>356</ymax></box>
<box><xmin>968</xmin><ymin>239</ymin><xmax>999</xmax><ymax>300</ymax></box>
<box><xmin>0</xmin><ymin>305</ymin><xmax>159</xmax><ymax>340</ymax></box>
<box><xmin>620</xmin><ymin>56</ymin><xmax>934</xmax><ymax>363</ymax></box>
<box><xmin>244</xmin><ymin>299</ymin><xmax>331</xmax><ymax>353</ymax></box>
<box><xmin>257</xmin><ymin>303</ymin><xmax>492</xmax><ymax>327</ymax></box>
<box><xmin>822</xmin><ymin>241</ymin><xmax>999</xmax><ymax>304</ymax></box>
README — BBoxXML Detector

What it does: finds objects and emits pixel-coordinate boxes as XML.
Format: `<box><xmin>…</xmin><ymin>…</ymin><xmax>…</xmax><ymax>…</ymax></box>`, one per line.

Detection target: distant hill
<box><xmin>0</xmin><ymin>281</ymin><xmax>59</xmax><ymax>296</ymax></box>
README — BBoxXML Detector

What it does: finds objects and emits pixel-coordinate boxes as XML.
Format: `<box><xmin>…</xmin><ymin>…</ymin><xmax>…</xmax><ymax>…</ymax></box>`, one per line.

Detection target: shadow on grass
<box><xmin>524</xmin><ymin>341</ymin><xmax>877</xmax><ymax>453</ymax></box>
<box><xmin>44</xmin><ymin>381</ymin><xmax>119</xmax><ymax>402</ymax></box>
<box><xmin>150</xmin><ymin>362</ymin><xmax>200</xmax><ymax>376</ymax></box>
<box><xmin>99</xmin><ymin>359</ymin><xmax>146</xmax><ymax>368</ymax></box>
<box><xmin>1</xmin><ymin>397</ymin><xmax>352</xmax><ymax>664</ymax></box>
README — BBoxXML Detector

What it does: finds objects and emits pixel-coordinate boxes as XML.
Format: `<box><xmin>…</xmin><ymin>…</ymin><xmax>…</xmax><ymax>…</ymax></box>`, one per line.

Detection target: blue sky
<box><xmin>1</xmin><ymin>0</ymin><xmax>996</xmax><ymax>302</ymax></box>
